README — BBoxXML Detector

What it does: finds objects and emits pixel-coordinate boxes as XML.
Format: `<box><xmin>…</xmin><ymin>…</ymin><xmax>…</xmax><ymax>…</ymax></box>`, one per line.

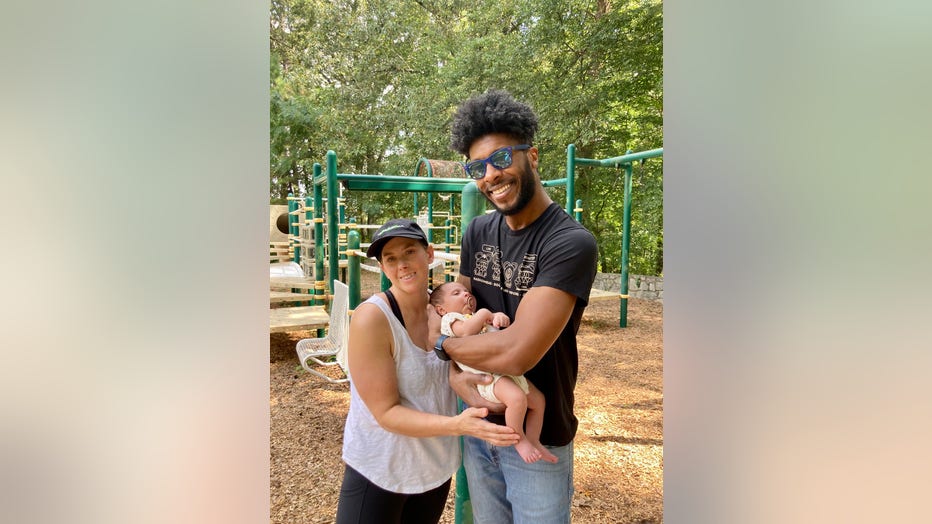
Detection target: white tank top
<box><xmin>341</xmin><ymin>295</ymin><xmax>459</xmax><ymax>494</ymax></box>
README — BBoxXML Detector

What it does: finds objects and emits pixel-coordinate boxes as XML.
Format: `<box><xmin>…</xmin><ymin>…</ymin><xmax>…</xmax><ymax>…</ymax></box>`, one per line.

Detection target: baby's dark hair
<box><xmin>429</xmin><ymin>282</ymin><xmax>456</xmax><ymax>308</ymax></box>
<box><xmin>449</xmin><ymin>89</ymin><xmax>539</xmax><ymax>156</ymax></box>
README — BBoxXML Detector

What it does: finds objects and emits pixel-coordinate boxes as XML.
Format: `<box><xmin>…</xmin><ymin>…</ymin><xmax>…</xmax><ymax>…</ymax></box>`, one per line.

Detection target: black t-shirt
<box><xmin>460</xmin><ymin>203</ymin><xmax>598</xmax><ymax>446</ymax></box>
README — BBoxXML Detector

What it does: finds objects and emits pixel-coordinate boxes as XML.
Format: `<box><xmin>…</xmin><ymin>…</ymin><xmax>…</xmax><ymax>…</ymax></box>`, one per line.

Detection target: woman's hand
<box><xmin>449</xmin><ymin>364</ymin><xmax>506</xmax><ymax>413</ymax></box>
<box><xmin>454</xmin><ymin>407</ymin><xmax>519</xmax><ymax>447</ymax></box>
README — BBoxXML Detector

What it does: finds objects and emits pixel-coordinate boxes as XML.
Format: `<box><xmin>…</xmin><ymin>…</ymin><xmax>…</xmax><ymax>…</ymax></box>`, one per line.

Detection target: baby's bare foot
<box><xmin>535</xmin><ymin>443</ymin><xmax>559</xmax><ymax>464</ymax></box>
<box><xmin>515</xmin><ymin>439</ymin><xmax>542</xmax><ymax>463</ymax></box>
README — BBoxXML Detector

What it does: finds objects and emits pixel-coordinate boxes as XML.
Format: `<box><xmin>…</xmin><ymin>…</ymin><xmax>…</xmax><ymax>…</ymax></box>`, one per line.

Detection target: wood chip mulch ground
<box><xmin>271</xmin><ymin>277</ymin><xmax>662</xmax><ymax>523</ymax></box>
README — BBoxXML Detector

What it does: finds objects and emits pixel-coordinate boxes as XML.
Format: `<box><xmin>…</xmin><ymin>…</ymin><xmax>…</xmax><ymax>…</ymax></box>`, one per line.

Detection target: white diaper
<box><xmin>457</xmin><ymin>363</ymin><xmax>529</xmax><ymax>403</ymax></box>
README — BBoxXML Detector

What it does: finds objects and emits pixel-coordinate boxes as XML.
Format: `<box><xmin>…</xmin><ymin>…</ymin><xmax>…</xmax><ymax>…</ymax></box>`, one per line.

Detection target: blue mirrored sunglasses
<box><xmin>463</xmin><ymin>144</ymin><xmax>531</xmax><ymax>180</ymax></box>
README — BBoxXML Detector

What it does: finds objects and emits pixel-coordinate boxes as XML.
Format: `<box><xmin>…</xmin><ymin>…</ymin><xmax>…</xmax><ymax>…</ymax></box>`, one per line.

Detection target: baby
<box><xmin>430</xmin><ymin>282</ymin><xmax>557</xmax><ymax>464</ymax></box>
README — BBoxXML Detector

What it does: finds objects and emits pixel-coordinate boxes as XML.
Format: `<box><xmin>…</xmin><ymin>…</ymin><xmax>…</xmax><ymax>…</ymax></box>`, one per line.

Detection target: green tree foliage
<box><xmin>270</xmin><ymin>0</ymin><xmax>663</xmax><ymax>275</ymax></box>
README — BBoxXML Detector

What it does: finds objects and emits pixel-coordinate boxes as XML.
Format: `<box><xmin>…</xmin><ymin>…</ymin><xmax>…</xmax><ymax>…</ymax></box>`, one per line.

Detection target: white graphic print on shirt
<box><xmin>473</xmin><ymin>244</ymin><xmax>537</xmax><ymax>295</ymax></box>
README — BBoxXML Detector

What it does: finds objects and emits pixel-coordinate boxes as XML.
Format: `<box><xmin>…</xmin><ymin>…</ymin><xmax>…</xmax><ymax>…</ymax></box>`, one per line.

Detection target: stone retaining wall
<box><xmin>593</xmin><ymin>273</ymin><xmax>663</xmax><ymax>302</ymax></box>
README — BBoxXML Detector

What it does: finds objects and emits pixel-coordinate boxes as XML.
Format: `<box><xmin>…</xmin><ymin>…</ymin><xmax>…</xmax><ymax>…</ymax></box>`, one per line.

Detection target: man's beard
<box><xmin>483</xmin><ymin>157</ymin><xmax>536</xmax><ymax>216</ymax></box>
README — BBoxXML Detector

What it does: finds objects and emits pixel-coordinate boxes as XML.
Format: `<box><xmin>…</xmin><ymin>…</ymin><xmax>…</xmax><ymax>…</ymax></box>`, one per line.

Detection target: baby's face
<box><xmin>440</xmin><ymin>284</ymin><xmax>475</xmax><ymax>315</ymax></box>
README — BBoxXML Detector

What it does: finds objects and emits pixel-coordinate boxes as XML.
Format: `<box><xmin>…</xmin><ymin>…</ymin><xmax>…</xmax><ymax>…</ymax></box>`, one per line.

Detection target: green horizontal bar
<box><xmin>336</xmin><ymin>173</ymin><xmax>471</xmax><ymax>193</ymax></box>
<box><xmin>542</xmin><ymin>178</ymin><xmax>568</xmax><ymax>187</ymax></box>
<box><xmin>574</xmin><ymin>148</ymin><xmax>663</xmax><ymax>167</ymax></box>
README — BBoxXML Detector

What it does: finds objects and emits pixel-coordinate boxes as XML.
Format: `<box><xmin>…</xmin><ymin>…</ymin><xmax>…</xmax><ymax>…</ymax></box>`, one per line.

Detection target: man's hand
<box><xmin>449</xmin><ymin>363</ymin><xmax>506</xmax><ymax>414</ymax></box>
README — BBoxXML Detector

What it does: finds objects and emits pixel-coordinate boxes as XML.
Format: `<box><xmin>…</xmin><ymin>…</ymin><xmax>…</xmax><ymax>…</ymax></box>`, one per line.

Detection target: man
<box><xmin>432</xmin><ymin>90</ymin><xmax>598</xmax><ymax>523</ymax></box>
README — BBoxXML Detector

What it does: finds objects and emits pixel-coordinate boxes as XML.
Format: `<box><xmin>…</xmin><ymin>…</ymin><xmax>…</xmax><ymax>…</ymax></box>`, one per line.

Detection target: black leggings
<box><xmin>335</xmin><ymin>464</ymin><xmax>451</xmax><ymax>524</ymax></box>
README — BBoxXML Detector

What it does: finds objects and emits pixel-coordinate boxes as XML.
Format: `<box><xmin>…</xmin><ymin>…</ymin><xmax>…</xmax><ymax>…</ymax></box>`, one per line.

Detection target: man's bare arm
<box><xmin>444</xmin><ymin>286</ymin><xmax>577</xmax><ymax>376</ymax></box>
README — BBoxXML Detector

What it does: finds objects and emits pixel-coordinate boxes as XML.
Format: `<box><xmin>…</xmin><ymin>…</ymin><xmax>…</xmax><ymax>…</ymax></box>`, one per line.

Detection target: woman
<box><xmin>336</xmin><ymin>219</ymin><xmax>519</xmax><ymax>524</ymax></box>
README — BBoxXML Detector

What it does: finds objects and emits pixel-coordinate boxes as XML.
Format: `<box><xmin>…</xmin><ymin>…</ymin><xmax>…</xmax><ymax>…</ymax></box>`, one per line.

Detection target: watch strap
<box><xmin>433</xmin><ymin>334</ymin><xmax>451</xmax><ymax>361</ymax></box>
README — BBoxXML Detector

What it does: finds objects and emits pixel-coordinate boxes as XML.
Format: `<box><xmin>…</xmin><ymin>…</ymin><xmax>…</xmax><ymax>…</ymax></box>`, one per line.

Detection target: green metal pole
<box><xmin>347</xmin><ymin>229</ymin><xmax>361</xmax><ymax>309</ymax></box>
<box><xmin>427</xmin><ymin>159</ymin><xmax>435</xmax><ymax>243</ymax></box>
<box><xmin>313</xmin><ymin>163</ymin><xmax>325</xmax><ymax>301</ymax></box>
<box><xmin>453</xmin><ymin>181</ymin><xmax>486</xmax><ymax>524</ymax></box>
<box><xmin>339</xmin><ymin>203</ymin><xmax>348</xmax><ymax>267</ymax></box>
<box><xmin>444</xmin><ymin>218</ymin><xmax>453</xmax><ymax>282</ymax></box>
<box><xmin>620</xmin><ymin>157</ymin><xmax>634</xmax><ymax>328</ymax></box>
<box><xmin>460</xmin><ymin>181</ymin><xmax>484</xmax><ymax>235</ymax></box>
<box><xmin>454</xmin><ymin>403</ymin><xmax>474</xmax><ymax>523</ymax></box>
<box><xmin>575</xmin><ymin>199</ymin><xmax>583</xmax><ymax>222</ymax></box>
<box><xmin>288</xmin><ymin>193</ymin><xmax>298</xmax><ymax>262</ymax></box>
<box><xmin>541</xmin><ymin>178</ymin><xmax>568</xmax><ymax>188</ymax></box>
<box><xmin>303</xmin><ymin>196</ymin><xmax>314</xmax><ymax>269</ymax></box>
<box><xmin>428</xmin><ymin>193</ymin><xmax>434</xmax><ymax>237</ymax></box>
<box><xmin>574</xmin><ymin>148</ymin><xmax>664</xmax><ymax>167</ymax></box>
<box><xmin>565</xmin><ymin>144</ymin><xmax>576</xmax><ymax>216</ymax></box>
<box><xmin>326</xmin><ymin>151</ymin><xmax>339</xmax><ymax>293</ymax></box>
<box><xmin>426</xmin><ymin>162</ymin><xmax>434</xmax><ymax>244</ymax></box>
<box><xmin>344</xmin><ymin>217</ymin><xmax>356</xmax><ymax>283</ymax></box>
<box><xmin>336</xmin><ymin>173</ymin><xmax>472</xmax><ymax>192</ymax></box>
<box><xmin>450</xmin><ymin>194</ymin><xmax>458</xmax><ymax>253</ymax></box>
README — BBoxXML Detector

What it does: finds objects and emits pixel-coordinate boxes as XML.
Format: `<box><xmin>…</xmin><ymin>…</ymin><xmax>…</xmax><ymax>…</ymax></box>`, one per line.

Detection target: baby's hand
<box><xmin>490</xmin><ymin>312</ymin><xmax>510</xmax><ymax>329</ymax></box>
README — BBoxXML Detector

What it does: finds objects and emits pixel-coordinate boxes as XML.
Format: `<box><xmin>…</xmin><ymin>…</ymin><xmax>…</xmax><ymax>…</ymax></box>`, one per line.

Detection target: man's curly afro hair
<box><xmin>449</xmin><ymin>89</ymin><xmax>538</xmax><ymax>156</ymax></box>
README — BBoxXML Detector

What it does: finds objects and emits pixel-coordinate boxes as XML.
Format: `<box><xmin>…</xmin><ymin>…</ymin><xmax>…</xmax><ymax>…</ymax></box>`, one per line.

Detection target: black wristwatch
<box><xmin>433</xmin><ymin>334</ymin><xmax>451</xmax><ymax>361</ymax></box>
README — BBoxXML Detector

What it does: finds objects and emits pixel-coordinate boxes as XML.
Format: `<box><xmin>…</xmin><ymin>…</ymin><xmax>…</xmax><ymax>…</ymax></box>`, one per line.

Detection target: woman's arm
<box><xmin>348</xmin><ymin>302</ymin><xmax>518</xmax><ymax>445</ymax></box>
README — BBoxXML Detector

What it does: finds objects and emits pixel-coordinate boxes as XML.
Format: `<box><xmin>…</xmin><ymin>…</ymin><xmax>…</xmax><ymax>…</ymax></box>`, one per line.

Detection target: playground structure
<box><xmin>273</xmin><ymin>145</ymin><xmax>663</xmax><ymax>326</ymax></box>
<box><xmin>565</xmin><ymin>145</ymin><xmax>664</xmax><ymax>327</ymax></box>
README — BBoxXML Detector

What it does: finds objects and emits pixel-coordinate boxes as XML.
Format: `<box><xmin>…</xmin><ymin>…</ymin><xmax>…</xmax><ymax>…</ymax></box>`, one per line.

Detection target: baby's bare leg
<box><xmin>524</xmin><ymin>382</ymin><xmax>558</xmax><ymax>463</ymax></box>
<box><xmin>493</xmin><ymin>377</ymin><xmax>542</xmax><ymax>464</ymax></box>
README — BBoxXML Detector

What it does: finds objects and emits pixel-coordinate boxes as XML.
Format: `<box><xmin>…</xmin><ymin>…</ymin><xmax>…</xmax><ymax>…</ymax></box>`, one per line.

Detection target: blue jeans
<box><xmin>462</xmin><ymin>436</ymin><xmax>574</xmax><ymax>524</ymax></box>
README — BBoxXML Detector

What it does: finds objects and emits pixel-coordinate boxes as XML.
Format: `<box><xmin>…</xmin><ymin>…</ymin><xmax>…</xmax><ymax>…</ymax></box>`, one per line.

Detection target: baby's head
<box><xmin>430</xmin><ymin>282</ymin><xmax>476</xmax><ymax>316</ymax></box>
